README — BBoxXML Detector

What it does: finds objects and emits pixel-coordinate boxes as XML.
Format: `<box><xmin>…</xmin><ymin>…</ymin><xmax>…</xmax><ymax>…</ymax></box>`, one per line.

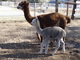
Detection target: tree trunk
<box><xmin>71</xmin><ymin>0</ymin><xmax>77</xmax><ymax>20</ymax></box>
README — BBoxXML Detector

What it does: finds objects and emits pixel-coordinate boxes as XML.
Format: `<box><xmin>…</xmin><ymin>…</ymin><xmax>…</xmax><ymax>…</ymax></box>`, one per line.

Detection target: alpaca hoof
<box><xmin>39</xmin><ymin>52</ymin><xmax>42</xmax><ymax>54</ymax></box>
<box><xmin>52</xmin><ymin>53</ymin><xmax>55</xmax><ymax>56</ymax></box>
<box><xmin>62</xmin><ymin>52</ymin><xmax>65</xmax><ymax>54</ymax></box>
<box><xmin>62</xmin><ymin>51</ymin><xmax>65</xmax><ymax>54</ymax></box>
<box><xmin>39</xmin><ymin>53</ymin><xmax>42</xmax><ymax>54</ymax></box>
<box><xmin>45</xmin><ymin>52</ymin><xmax>47</xmax><ymax>54</ymax></box>
<box><xmin>52</xmin><ymin>54</ymin><xmax>54</xmax><ymax>56</ymax></box>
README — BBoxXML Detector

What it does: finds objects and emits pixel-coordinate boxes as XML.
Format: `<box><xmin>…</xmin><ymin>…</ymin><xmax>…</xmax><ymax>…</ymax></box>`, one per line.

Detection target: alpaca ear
<box><xmin>27</xmin><ymin>3</ymin><xmax>29</xmax><ymax>6</ymax></box>
<box><xmin>36</xmin><ymin>18</ymin><xmax>37</xmax><ymax>22</ymax></box>
<box><xmin>35</xmin><ymin>16</ymin><xmax>37</xmax><ymax>19</ymax></box>
<box><xmin>24</xmin><ymin>1</ymin><xmax>26</xmax><ymax>2</ymax></box>
<box><xmin>36</xmin><ymin>17</ymin><xmax>40</xmax><ymax>25</ymax></box>
<box><xmin>35</xmin><ymin>17</ymin><xmax>38</xmax><ymax>22</ymax></box>
<box><xmin>22</xmin><ymin>1</ymin><xmax>26</xmax><ymax>3</ymax></box>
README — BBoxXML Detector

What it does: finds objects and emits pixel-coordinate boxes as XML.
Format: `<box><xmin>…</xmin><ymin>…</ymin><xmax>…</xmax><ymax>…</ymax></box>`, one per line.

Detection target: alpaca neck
<box><xmin>35</xmin><ymin>22</ymin><xmax>43</xmax><ymax>35</ymax></box>
<box><xmin>36</xmin><ymin>26</ymin><xmax>42</xmax><ymax>34</ymax></box>
<box><xmin>23</xmin><ymin>6</ymin><xmax>33</xmax><ymax>23</ymax></box>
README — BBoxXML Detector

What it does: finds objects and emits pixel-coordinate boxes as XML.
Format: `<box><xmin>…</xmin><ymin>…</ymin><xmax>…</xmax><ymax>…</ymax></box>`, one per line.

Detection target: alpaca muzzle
<box><xmin>17</xmin><ymin>5</ymin><xmax>22</xmax><ymax>9</ymax></box>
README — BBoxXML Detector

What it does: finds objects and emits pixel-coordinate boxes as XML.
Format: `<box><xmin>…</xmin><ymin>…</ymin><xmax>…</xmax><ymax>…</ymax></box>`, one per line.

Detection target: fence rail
<box><xmin>0</xmin><ymin>1</ymin><xmax>80</xmax><ymax>18</ymax></box>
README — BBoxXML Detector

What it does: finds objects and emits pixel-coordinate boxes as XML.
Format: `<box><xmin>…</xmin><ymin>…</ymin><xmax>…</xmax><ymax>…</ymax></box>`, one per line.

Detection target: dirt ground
<box><xmin>0</xmin><ymin>20</ymin><xmax>80</xmax><ymax>60</ymax></box>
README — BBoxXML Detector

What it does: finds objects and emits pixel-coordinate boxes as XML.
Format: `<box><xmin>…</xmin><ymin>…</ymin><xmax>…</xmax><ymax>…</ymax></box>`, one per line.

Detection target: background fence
<box><xmin>0</xmin><ymin>1</ymin><xmax>80</xmax><ymax>18</ymax></box>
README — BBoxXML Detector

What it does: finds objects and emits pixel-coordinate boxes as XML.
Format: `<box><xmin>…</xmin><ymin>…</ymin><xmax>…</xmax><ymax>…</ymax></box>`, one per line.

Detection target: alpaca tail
<box><xmin>65</xmin><ymin>16</ymin><xmax>71</xmax><ymax>24</ymax></box>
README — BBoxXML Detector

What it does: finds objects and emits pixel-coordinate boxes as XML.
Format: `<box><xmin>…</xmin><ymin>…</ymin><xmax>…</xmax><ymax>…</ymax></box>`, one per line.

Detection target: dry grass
<box><xmin>0</xmin><ymin>20</ymin><xmax>79</xmax><ymax>60</ymax></box>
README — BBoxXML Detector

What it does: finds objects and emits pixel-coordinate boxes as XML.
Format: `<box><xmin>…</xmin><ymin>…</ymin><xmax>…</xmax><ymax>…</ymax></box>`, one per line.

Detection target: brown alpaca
<box><xmin>17</xmin><ymin>1</ymin><xmax>71</xmax><ymax>42</ymax></box>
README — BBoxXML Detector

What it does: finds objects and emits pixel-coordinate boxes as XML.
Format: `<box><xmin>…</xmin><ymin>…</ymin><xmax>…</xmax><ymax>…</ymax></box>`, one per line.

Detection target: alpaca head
<box><xmin>31</xmin><ymin>17</ymin><xmax>40</xmax><ymax>27</ymax></box>
<box><xmin>17</xmin><ymin>1</ymin><xmax>29</xmax><ymax>10</ymax></box>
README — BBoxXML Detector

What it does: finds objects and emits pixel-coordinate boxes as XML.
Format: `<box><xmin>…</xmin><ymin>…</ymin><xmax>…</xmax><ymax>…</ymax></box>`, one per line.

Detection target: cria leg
<box><xmin>52</xmin><ymin>39</ymin><xmax>60</xmax><ymax>55</ymax></box>
<box><xmin>45</xmin><ymin>41</ymin><xmax>49</xmax><ymax>54</ymax></box>
<box><xmin>36</xmin><ymin>33</ymin><xmax>41</xmax><ymax>42</ymax></box>
<box><xmin>39</xmin><ymin>41</ymin><xmax>44</xmax><ymax>54</ymax></box>
<box><xmin>39</xmin><ymin>38</ymin><xmax>49</xmax><ymax>54</ymax></box>
<box><xmin>60</xmin><ymin>38</ymin><xmax>65</xmax><ymax>53</ymax></box>
<box><xmin>39</xmin><ymin>39</ymin><xmax>46</xmax><ymax>54</ymax></box>
<box><xmin>36</xmin><ymin>33</ymin><xmax>43</xmax><ymax>43</ymax></box>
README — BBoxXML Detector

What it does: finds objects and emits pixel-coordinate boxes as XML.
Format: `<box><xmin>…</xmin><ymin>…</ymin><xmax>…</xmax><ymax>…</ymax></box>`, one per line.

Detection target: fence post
<box><xmin>34</xmin><ymin>0</ymin><xmax>36</xmax><ymax>16</ymax></box>
<box><xmin>71</xmin><ymin>0</ymin><xmax>77</xmax><ymax>19</ymax></box>
<box><xmin>55</xmin><ymin>0</ymin><xmax>58</xmax><ymax>12</ymax></box>
<box><xmin>66</xmin><ymin>3</ymin><xmax>69</xmax><ymax>16</ymax></box>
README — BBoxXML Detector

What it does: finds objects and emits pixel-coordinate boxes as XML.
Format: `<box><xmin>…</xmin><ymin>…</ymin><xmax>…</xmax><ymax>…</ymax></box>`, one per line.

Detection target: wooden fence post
<box><xmin>55</xmin><ymin>0</ymin><xmax>58</xmax><ymax>12</ymax></box>
<box><xmin>71</xmin><ymin>0</ymin><xmax>77</xmax><ymax>19</ymax></box>
<box><xmin>66</xmin><ymin>3</ymin><xmax>69</xmax><ymax>16</ymax></box>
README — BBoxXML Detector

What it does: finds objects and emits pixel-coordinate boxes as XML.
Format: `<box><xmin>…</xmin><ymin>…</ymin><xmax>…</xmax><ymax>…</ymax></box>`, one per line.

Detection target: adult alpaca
<box><xmin>31</xmin><ymin>17</ymin><xmax>66</xmax><ymax>55</ymax></box>
<box><xmin>17</xmin><ymin>1</ymin><xmax>71</xmax><ymax>42</ymax></box>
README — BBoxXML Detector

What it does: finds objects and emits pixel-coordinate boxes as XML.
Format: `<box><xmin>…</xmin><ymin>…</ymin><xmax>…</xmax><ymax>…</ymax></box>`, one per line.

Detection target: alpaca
<box><xmin>31</xmin><ymin>17</ymin><xmax>66</xmax><ymax>55</ymax></box>
<box><xmin>17</xmin><ymin>1</ymin><xmax>71</xmax><ymax>42</ymax></box>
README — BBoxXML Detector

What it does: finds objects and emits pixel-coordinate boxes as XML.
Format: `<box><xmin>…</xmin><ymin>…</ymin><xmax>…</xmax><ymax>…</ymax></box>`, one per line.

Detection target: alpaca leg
<box><xmin>52</xmin><ymin>39</ymin><xmax>60</xmax><ymax>55</ymax></box>
<box><xmin>39</xmin><ymin>40</ymin><xmax>45</xmax><ymax>54</ymax></box>
<box><xmin>40</xmin><ymin>36</ymin><xmax>43</xmax><ymax>42</ymax></box>
<box><xmin>36</xmin><ymin>33</ymin><xmax>43</xmax><ymax>43</ymax></box>
<box><xmin>60</xmin><ymin>38</ymin><xmax>65</xmax><ymax>53</ymax></box>
<box><xmin>36</xmin><ymin>33</ymin><xmax>41</xmax><ymax>42</ymax></box>
<box><xmin>45</xmin><ymin>42</ymin><xmax>49</xmax><ymax>54</ymax></box>
<box><xmin>39</xmin><ymin>43</ymin><xmax>44</xmax><ymax>54</ymax></box>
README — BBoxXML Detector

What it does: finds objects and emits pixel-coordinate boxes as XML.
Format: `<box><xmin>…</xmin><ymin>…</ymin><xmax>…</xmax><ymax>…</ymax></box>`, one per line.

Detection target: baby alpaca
<box><xmin>31</xmin><ymin>17</ymin><xmax>66</xmax><ymax>55</ymax></box>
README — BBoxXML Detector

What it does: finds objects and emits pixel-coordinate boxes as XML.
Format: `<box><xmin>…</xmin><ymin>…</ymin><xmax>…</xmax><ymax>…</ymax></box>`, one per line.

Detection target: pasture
<box><xmin>0</xmin><ymin>5</ymin><xmax>80</xmax><ymax>60</ymax></box>
<box><xmin>0</xmin><ymin>20</ymin><xmax>80</xmax><ymax>60</ymax></box>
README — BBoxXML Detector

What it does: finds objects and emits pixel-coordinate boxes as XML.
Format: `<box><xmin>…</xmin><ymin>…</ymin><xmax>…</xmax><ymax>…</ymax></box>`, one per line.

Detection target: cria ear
<box><xmin>36</xmin><ymin>16</ymin><xmax>39</xmax><ymax>20</ymax></box>
<box><xmin>35</xmin><ymin>17</ymin><xmax>37</xmax><ymax>21</ymax></box>
<box><xmin>36</xmin><ymin>17</ymin><xmax>40</xmax><ymax>25</ymax></box>
<box><xmin>35</xmin><ymin>17</ymin><xmax>38</xmax><ymax>22</ymax></box>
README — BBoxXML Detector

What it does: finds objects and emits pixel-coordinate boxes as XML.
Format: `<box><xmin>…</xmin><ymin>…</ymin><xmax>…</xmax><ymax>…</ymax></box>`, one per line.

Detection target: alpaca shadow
<box><xmin>66</xmin><ymin>40</ymin><xmax>80</xmax><ymax>49</ymax></box>
<box><xmin>66</xmin><ymin>26</ymin><xmax>80</xmax><ymax>49</ymax></box>
<box><xmin>0</xmin><ymin>42</ymin><xmax>39</xmax><ymax>49</ymax></box>
<box><xmin>0</xmin><ymin>53</ymin><xmax>51</xmax><ymax>59</ymax></box>
<box><xmin>67</xmin><ymin>26</ymin><xmax>80</xmax><ymax>31</ymax></box>
<box><xmin>66</xmin><ymin>26</ymin><xmax>80</xmax><ymax>39</ymax></box>
<box><xmin>0</xmin><ymin>42</ymin><xmax>51</xmax><ymax>59</ymax></box>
